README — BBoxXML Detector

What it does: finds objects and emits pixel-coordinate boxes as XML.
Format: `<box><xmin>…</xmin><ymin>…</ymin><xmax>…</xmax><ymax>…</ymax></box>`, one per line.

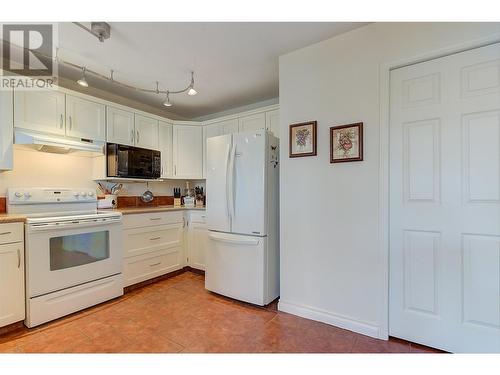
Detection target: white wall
<box><xmin>0</xmin><ymin>147</ymin><xmax>204</xmax><ymax>199</ymax></box>
<box><xmin>278</xmin><ymin>22</ymin><xmax>500</xmax><ymax>338</ymax></box>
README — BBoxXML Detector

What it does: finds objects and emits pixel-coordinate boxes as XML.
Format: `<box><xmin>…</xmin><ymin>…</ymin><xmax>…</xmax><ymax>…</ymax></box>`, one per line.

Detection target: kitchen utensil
<box><xmin>111</xmin><ymin>183</ymin><xmax>123</xmax><ymax>195</ymax></box>
<box><xmin>141</xmin><ymin>190</ymin><xmax>154</xmax><ymax>203</ymax></box>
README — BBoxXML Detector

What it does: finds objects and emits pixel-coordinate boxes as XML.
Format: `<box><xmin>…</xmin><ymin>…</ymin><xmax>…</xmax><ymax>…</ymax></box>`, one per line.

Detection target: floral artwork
<box><xmin>289</xmin><ymin>121</ymin><xmax>317</xmax><ymax>158</ymax></box>
<box><xmin>330</xmin><ymin>123</ymin><xmax>363</xmax><ymax>163</ymax></box>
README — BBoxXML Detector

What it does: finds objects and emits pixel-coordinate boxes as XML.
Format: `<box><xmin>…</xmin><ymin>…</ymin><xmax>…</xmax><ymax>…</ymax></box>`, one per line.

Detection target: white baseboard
<box><xmin>278</xmin><ymin>299</ymin><xmax>383</xmax><ymax>339</ymax></box>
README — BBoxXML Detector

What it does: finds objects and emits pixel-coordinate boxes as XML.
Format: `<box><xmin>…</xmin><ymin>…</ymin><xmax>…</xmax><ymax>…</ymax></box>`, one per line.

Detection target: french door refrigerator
<box><xmin>206</xmin><ymin>129</ymin><xmax>279</xmax><ymax>305</ymax></box>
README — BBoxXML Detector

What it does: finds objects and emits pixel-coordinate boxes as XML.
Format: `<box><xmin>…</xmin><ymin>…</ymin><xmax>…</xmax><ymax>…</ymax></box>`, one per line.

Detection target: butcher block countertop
<box><xmin>101</xmin><ymin>205</ymin><xmax>206</xmax><ymax>215</ymax></box>
<box><xmin>0</xmin><ymin>214</ymin><xmax>27</xmax><ymax>223</ymax></box>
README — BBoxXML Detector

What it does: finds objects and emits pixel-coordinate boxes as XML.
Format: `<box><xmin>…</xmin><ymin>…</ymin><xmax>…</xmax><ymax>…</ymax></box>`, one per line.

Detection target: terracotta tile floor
<box><xmin>0</xmin><ymin>272</ymin><xmax>443</xmax><ymax>353</ymax></box>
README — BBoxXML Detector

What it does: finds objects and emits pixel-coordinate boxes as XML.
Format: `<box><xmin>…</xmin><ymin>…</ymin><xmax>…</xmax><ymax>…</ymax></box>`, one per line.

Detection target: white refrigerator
<box><xmin>205</xmin><ymin>129</ymin><xmax>279</xmax><ymax>305</ymax></box>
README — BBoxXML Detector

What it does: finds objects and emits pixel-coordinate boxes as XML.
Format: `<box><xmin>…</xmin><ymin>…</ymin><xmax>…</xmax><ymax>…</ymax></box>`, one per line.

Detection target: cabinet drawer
<box><xmin>0</xmin><ymin>223</ymin><xmax>23</xmax><ymax>245</ymax></box>
<box><xmin>122</xmin><ymin>211</ymin><xmax>184</xmax><ymax>229</ymax></box>
<box><xmin>123</xmin><ymin>248</ymin><xmax>182</xmax><ymax>287</ymax></box>
<box><xmin>123</xmin><ymin>223</ymin><xmax>183</xmax><ymax>258</ymax></box>
<box><xmin>189</xmin><ymin>211</ymin><xmax>207</xmax><ymax>224</ymax></box>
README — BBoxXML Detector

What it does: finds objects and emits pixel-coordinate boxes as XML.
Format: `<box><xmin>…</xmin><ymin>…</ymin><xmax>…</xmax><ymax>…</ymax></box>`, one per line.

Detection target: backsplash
<box><xmin>0</xmin><ymin>148</ymin><xmax>205</xmax><ymax>207</ymax></box>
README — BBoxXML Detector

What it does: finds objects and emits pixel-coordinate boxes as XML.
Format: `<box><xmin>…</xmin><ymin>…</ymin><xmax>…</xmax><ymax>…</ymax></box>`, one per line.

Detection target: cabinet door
<box><xmin>202</xmin><ymin>123</ymin><xmax>222</xmax><ymax>179</ymax></box>
<box><xmin>106</xmin><ymin>106</ymin><xmax>135</xmax><ymax>146</ymax></box>
<box><xmin>265</xmin><ymin>109</ymin><xmax>280</xmax><ymax>138</ymax></box>
<box><xmin>173</xmin><ymin>125</ymin><xmax>203</xmax><ymax>179</ymax></box>
<box><xmin>66</xmin><ymin>95</ymin><xmax>106</xmax><ymax>141</ymax></box>
<box><xmin>220</xmin><ymin>119</ymin><xmax>239</xmax><ymax>135</ymax></box>
<box><xmin>14</xmin><ymin>89</ymin><xmax>65</xmax><ymax>135</ymax></box>
<box><xmin>159</xmin><ymin>121</ymin><xmax>173</xmax><ymax>178</ymax></box>
<box><xmin>188</xmin><ymin>222</ymin><xmax>208</xmax><ymax>271</ymax></box>
<box><xmin>0</xmin><ymin>242</ymin><xmax>25</xmax><ymax>327</ymax></box>
<box><xmin>135</xmin><ymin>114</ymin><xmax>159</xmax><ymax>150</ymax></box>
<box><xmin>238</xmin><ymin>113</ymin><xmax>266</xmax><ymax>133</ymax></box>
<box><xmin>0</xmin><ymin>91</ymin><xmax>13</xmax><ymax>171</ymax></box>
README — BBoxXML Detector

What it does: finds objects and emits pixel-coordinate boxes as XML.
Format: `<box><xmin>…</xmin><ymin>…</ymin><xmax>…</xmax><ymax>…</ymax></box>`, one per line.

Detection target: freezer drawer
<box><xmin>205</xmin><ymin>231</ymin><xmax>269</xmax><ymax>306</ymax></box>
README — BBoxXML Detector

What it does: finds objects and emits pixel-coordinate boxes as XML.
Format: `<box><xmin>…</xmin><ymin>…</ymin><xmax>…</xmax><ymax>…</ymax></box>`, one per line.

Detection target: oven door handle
<box><xmin>28</xmin><ymin>218</ymin><xmax>121</xmax><ymax>232</ymax></box>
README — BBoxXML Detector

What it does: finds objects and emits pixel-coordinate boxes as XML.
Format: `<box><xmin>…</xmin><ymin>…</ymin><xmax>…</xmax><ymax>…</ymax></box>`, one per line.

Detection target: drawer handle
<box><xmin>150</xmin><ymin>237</ymin><xmax>161</xmax><ymax>241</ymax></box>
<box><xmin>17</xmin><ymin>249</ymin><xmax>21</xmax><ymax>268</ymax></box>
<box><xmin>150</xmin><ymin>218</ymin><xmax>161</xmax><ymax>221</ymax></box>
<box><xmin>0</xmin><ymin>231</ymin><xmax>12</xmax><ymax>236</ymax></box>
<box><xmin>149</xmin><ymin>262</ymin><xmax>161</xmax><ymax>267</ymax></box>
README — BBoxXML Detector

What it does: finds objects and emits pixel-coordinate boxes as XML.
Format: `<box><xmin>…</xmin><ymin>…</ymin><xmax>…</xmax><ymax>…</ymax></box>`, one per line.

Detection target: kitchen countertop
<box><xmin>0</xmin><ymin>214</ymin><xmax>27</xmax><ymax>223</ymax></box>
<box><xmin>100</xmin><ymin>205</ymin><xmax>206</xmax><ymax>215</ymax></box>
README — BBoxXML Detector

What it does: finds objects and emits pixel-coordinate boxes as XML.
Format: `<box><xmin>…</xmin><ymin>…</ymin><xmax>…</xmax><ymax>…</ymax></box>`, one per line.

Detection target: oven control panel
<box><xmin>7</xmin><ymin>188</ymin><xmax>97</xmax><ymax>204</ymax></box>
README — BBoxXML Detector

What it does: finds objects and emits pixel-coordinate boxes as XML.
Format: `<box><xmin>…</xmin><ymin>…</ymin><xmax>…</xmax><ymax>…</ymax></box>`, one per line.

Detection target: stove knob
<box><xmin>24</xmin><ymin>192</ymin><xmax>32</xmax><ymax>199</ymax></box>
<box><xmin>81</xmin><ymin>192</ymin><xmax>87</xmax><ymax>197</ymax></box>
<box><xmin>73</xmin><ymin>192</ymin><xmax>80</xmax><ymax>197</ymax></box>
<box><xmin>14</xmin><ymin>191</ymin><xmax>22</xmax><ymax>198</ymax></box>
<box><xmin>88</xmin><ymin>191</ymin><xmax>94</xmax><ymax>197</ymax></box>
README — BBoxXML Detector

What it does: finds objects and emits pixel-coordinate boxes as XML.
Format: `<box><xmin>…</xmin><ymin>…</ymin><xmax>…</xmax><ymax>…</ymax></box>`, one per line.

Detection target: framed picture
<box><xmin>289</xmin><ymin>121</ymin><xmax>317</xmax><ymax>158</ymax></box>
<box><xmin>330</xmin><ymin>122</ymin><xmax>363</xmax><ymax>163</ymax></box>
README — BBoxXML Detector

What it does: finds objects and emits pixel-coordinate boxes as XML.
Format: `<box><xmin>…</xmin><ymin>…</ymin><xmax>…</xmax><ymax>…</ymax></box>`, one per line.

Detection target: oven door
<box><xmin>25</xmin><ymin>218</ymin><xmax>123</xmax><ymax>298</ymax></box>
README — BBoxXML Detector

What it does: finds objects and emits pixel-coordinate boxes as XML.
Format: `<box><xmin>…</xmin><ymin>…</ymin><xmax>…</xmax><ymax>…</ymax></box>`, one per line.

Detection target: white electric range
<box><xmin>7</xmin><ymin>187</ymin><xmax>124</xmax><ymax>328</ymax></box>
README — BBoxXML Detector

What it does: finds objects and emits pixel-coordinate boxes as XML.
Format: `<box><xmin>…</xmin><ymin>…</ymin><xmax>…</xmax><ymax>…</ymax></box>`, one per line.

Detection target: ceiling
<box><xmin>57</xmin><ymin>22</ymin><xmax>367</xmax><ymax>119</ymax></box>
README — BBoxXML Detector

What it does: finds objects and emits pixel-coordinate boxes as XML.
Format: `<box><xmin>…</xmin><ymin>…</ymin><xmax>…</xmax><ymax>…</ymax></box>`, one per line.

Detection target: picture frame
<box><xmin>330</xmin><ymin>122</ymin><xmax>363</xmax><ymax>163</ymax></box>
<box><xmin>289</xmin><ymin>121</ymin><xmax>317</xmax><ymax>158</ymax></box>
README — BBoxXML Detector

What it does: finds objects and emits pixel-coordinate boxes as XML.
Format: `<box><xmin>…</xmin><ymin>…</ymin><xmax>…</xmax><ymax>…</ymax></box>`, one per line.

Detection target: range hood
<box><xmin>14</xmin><ymin>129</ymin><xmax>104</xmax><ymax>156</ymax></box>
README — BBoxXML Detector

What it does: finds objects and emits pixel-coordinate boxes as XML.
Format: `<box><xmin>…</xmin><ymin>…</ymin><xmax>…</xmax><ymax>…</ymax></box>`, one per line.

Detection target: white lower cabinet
<box><xmin>187</xmin><ymin>211</ymin><xmax>208</xmax><ymax>271</ymax></box>
<box><xmin>122</xmin><ymin>212</ymin><xmax>185</xmax><ymax>287</ymax></box>
<box><xmin>0</xmin><ymin>223</ymin><xmax>25</xmax><ymax>327</ymax></box>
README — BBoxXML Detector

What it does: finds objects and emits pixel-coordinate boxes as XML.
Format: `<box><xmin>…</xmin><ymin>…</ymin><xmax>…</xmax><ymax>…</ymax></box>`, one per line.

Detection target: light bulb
<box><xmin>187</xmin><ymin>87</ymin><xmax>197</xmax><ymax>96</ymax></box>
<box><xmin>77</xmin><ymin>67</ymin><xmax>88</xmax><ymax>87</ymax></box>
<box><xmin>163</xmin><ymin>93</ymin><xmax>172</xmax><ymax>107</ymax></box>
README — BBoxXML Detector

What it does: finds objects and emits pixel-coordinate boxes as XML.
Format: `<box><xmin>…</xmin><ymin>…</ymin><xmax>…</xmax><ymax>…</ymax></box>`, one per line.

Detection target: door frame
<box><xmin>377</xmin><ymin>33</ymin><xmax>500</xmax><ymax>340</ymax></box>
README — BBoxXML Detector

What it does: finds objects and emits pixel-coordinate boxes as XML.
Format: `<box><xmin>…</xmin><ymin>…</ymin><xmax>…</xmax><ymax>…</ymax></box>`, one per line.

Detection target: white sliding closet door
<box><xmin>389</xmin><ymin>43</ymin><xmax>500</xmax><ymax>353</ymax></box>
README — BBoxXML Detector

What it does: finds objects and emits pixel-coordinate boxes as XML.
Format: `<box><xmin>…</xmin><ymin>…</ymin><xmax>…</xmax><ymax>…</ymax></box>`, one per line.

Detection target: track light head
<box><xmin>187</xmin><ymin>71</ymin><xmax>197</xmax><ymax>96</ymax></box>
<box><xmin>77</xmin><ymin>67</ymin><xmax>88</xmax><ymax>87</ymax></box>
<box><xmin>163</xmin><ymin>92</ymin><xmax>172</xmax><ymax>107</ymax></box>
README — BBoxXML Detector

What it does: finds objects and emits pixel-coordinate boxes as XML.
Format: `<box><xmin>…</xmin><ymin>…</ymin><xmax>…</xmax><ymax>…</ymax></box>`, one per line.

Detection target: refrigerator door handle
<box><xmin>208</xmin><ymin>232</ymin><xmax>260</xmax><ymax>246</ymax></box>
<box><xmin>227</xmin><ymin>143</ymin><xmax>236</xmax><ymax>222</ymax></box>
<box><xmin>224</xmin><ymin>143</ymin><xmax>231</xmax><ymax>222</ymax></box>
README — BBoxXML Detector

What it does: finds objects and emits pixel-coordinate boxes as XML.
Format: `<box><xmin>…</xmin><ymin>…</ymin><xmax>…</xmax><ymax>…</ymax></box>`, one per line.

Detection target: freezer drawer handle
<box><xmin>0</xmin><ymin>231</ymin><xmax>12</xmax><ymax>236</ymax></box>
<box><xmin>149</xmin><ymin>262</ymin><xmax>161</xmax><ymax>267</ymax></box>
<box><xmin>150</xmin><ymin>237</ymin><xmax>161</xmax><ymax>241</ymax></box>
<box><xmin>208</xmin><ymin>233</ymin><xmax>259</xmax><ymax>246</ymax></box>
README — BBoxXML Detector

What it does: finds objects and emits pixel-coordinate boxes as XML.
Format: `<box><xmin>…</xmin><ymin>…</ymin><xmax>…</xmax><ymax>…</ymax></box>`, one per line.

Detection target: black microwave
<box><xmin>107</xmin><ymin>143</ymin><xmax>161</xmax><ymax>179</ymax></box>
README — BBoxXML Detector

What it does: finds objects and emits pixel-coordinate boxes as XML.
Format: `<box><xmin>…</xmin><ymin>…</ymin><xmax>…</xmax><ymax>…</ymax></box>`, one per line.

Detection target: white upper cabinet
<box><xmin>135</xmin><ymin>114</ymin><xmax>159</xmax><ymax>150</ymax></box>
<box><xmin>0</xmin><ymin>91</ymin><xmax>13</xmax><ymax>171</ymax></box>
<box><xmin>14</xmin><ymin>89</ymin><xmax>65</xmax><ymax>136</ymax></box>
<box><xmin>65</xmin><ymin>95</ymin><xmax>106</xmax><ymax>141</ymax></box>
<box><xmin>202</xmin><ymin>118</ymin><xmax>239</xmax><ymax>178</ymax></box>
<box><xmin>106</xmin><ymin>106</ymin><xmax>135</xmax><ymax>146</ymax></box>
<box><xmin>159</xmin><ymin>121</ymin><xmax>173</xmax><ymax>178</ymax></box>
<box><xmin>238</xmin><ymin>112</ymin><xmax>266</xmax><ymax>132</ymax></box>
<box><xmin>173</xmin><ymin>124</ymin><xmax>203</xmax><ymax>179</ymax></box>
<box><xmin>265</xmin><ymin>109</ymin><xmax>280</xmax><ymax>138</ymax></box>
<box><xmin>220</xmin><ymin>118</ymin><xmax>239</xmax><ymax>135</ymax></box>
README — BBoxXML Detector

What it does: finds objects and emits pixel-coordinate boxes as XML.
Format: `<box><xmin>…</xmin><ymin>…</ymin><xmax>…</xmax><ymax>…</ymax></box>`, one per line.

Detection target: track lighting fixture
<box><xmin>76</xmin><ymin>67</ymin><xmax>89</xmax><ymax>87</ymax></box>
